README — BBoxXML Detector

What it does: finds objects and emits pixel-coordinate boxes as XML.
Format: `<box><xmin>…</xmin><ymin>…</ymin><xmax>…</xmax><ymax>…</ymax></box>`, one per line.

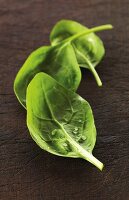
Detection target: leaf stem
<box><xmin>68</xmin><ymin>24</ymin><xmax>113</xmax><ymax>42</ymax></box>
<box><xmin>60</xmin><ymin>124</ymin><xmax>104</xmax><ymax>171</ymax></box>
<box><xmin>79</xmin><ymin>148</ymin><xmax>104</xmax><ymax>171</ymax></box>
<box><xmin>73</xmin><ymin>45</ymin><xmax>102</xmax><ymax>86</ymax></box>
<box><xmin>83</xmin><ymin>55</ymin><xmax>102</xmax><ymax>86</ymax></box>
<box><xmin>69</xmin><ymin>133</ymin><xmax>104</xmax><ymax>170</ymax></box>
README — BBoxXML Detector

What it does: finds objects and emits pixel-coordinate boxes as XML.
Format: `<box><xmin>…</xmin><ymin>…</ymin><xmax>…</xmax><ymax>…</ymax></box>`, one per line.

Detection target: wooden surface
<box><xmin>0</xmin><ymin>0</ymin><xmax>129</xmax><ymax>199</ymax></box>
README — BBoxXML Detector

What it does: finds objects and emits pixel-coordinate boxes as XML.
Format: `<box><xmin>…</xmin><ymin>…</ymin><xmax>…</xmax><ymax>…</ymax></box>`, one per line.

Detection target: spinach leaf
<box><xmin>26</xmin><ymin>72</ymin><xmax>103</xmax><ymax>170</ymax></box>
<box><xmin>14</xmin><ymin>43</ymin><xmax>81</xmax><ymax>108</ymax></box>
<box><xmin>14</xmin><ymin>21</ymin><xmax>112</xmax><ymax>108</ymax></box>
<box><xmin>50</xmin><ymin>19</ymin><xmax>113</xmax><ymax>86</ymax></box>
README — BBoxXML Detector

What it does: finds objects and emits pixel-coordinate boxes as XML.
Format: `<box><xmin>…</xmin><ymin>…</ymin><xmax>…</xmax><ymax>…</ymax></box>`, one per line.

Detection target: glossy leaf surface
<box><xmin>50</xmin><ymin>20</ymin><xmax>112</xmax><ymax>86</ymax></box>
<box><xmin>14</xmin><ymin>43</ymin><xmax>81</xmax><ymax>108</ymax></box>
<box><xmin>27</xmin><ymin>72</ymin><xmax>103</xmax><ymax>170</ymax></box>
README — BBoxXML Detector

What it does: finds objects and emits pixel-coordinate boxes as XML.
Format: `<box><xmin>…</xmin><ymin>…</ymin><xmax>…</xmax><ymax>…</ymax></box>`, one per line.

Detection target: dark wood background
<box><xmin>0</xmin><ymin>0</ymin><xmax>129</xmax><ymax>199</ymax></box>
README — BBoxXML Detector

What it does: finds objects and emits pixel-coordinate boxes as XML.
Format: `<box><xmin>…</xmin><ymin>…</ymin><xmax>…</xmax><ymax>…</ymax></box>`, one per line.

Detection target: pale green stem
<box><xmin>83</xmin><ymin>56</ymin><xmax>102</xmax><ymax>86</ymax></box>
<box><xmin>73</xmin><ymin>45</ymin><xmax>102</xmax><ymax>86</ymax></box>
<box><xmin>68</xmin><ymin>24</ymin><xmax>113</xmax><ymax>42</ymax></box>
<box><xmin>60</xmin><ymin>124</ymin><xmax>104</xmax><ymax>171</ymax></box>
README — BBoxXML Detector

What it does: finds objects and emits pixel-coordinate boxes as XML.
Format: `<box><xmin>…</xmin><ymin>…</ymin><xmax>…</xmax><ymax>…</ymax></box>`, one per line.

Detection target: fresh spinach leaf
<box><xmin>26</xmin><ymin>72</ymin><xmax>103</xmax><ymax>170</ymax></box>
<box><xmin>14</xmin><ymin>43</ymin><xmax>81</xmax><ymax>108</ymax></box>
<box><xmin>14</xmin><ymin>21</ymin><xmax>112</xmax><ymax>108</ymax></box>
<box><xmin>50</xmin><ymin>19</ymin><xmax>113</xmax><ymax>86</ymax></box>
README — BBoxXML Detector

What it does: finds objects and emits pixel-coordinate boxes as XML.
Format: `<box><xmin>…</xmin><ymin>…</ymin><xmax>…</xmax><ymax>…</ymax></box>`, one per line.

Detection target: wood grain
<box><xmin>0</xmin><ymin>0</ymin><xmax>129</xmax><ymax>199</ymax></box>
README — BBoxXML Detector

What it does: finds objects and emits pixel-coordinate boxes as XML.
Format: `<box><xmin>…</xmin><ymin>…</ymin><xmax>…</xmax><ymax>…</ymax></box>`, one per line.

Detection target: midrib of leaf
<box><xmin>73</xmin><ymin>45</ymin><xmax>102</xmax><ymax>86</ymax></box>
<box><xmin>54</xmin><ymin>86</ymin><xmax>74</xmax><ymax>113</ymax></box>
<box><xmin>65</xmin><ymin>24</ymin><xmax>113</xmax><ymax>43</ymax></box>
<box><xmin>54</xmin><ymin>42</ymin><xmax>69</xmax><ymax>64</ymax></box>
<box><xmin>41</xmin><ymin>82</ymin><xmax>103</xmax><ymax>170</ymax></box>
<box><xmin>51</xmin><ymin>24</ymin><xmax>113</xmax><ymax>87</ymax></box>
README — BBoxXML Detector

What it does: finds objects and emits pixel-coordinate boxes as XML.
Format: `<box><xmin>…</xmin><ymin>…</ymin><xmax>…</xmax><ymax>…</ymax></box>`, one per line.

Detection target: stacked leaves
<box><xmin>14</xmin><ymin>20</ymin><xmax>113</xmax><ymax>170</ymax></box>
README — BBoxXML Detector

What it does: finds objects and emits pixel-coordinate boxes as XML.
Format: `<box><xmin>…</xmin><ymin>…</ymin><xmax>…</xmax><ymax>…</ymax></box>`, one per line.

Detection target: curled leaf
<box><xmin>50</xmin><ymin>19</ymin><xmax>113</xmax><ymax>86</ymax></box>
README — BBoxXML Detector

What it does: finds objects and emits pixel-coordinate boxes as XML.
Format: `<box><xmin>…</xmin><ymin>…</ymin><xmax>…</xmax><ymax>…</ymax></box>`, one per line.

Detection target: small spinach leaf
<box><xmin>50</xmin><ymin>19</ymin><xmax>113</xmax><ymax>86</ymax></box>
<box><xmin>14</xmin><ymin>43</ymin><xmax>81</xmax><ymax>108</ymax></box>
<box><xmin>26</xmin><ymin>72</ymin><xmax>103</xmax><ymax>170</ymax></box>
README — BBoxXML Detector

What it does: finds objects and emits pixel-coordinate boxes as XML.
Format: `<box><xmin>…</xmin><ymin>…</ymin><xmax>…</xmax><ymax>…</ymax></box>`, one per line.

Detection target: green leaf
<box><xmin>50</xmin><ymin>19</ymin><xmax>113</xmax><ymax>86</ymax></box>
<box><xmin>14</xmin><ymin>43</ymin><xmax>81</xmax><ymax>108</ymax></box>
<box><xmin>26</xmin><ymin>72</ymin><xmax>103</xmax><ymax>170</ymax></box>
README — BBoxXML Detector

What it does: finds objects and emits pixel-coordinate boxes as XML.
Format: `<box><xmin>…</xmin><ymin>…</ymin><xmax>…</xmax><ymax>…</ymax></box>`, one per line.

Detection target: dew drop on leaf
<box><xmin>73</xmin><ymin>130</ymin><xmax>78</xmax><ymax>134</ymax></box>
<box><xmin>81</xmin><ymin>135</ymin><xmax>86</xmax><ymax>140</ymax></box>
<box><xmin>51</xmin><ymin>129</ymin><xmax>56</xmax><ymax>135</ymax></box>
<box><xmin>63</xmin><ymin>143</ymin><xmax>67</xmax><ymax>147</ymax></box>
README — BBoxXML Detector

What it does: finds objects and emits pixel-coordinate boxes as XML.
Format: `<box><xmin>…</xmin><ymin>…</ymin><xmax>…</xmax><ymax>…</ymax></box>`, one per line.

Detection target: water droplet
<box><xmin>52</xmin><ymin>130</ymin><xmax>56</xmax><ymax>135</ymax></box>
<box><xmin>81</xmin><ymin>135</ymin><xmax>86</xmax><ymax>140</ymax></box>
<box><xmin>73</xmin><ymin>130</ymin><xmax>77</xmax><ymax>134</ymax></box>
<box><xmin>63</xmin><ymin>143</ymin><xmax>67</xmax><ymax>147</ymax></box>
<box><xmin>73</xmin><ymin>127</ymin><xmax>79</xmax><ymax>134</ymax></box>
<box><xmin>75</xmin><ymin>134</ymin><xmax>81</xmax><ymax>141</ymax></box>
